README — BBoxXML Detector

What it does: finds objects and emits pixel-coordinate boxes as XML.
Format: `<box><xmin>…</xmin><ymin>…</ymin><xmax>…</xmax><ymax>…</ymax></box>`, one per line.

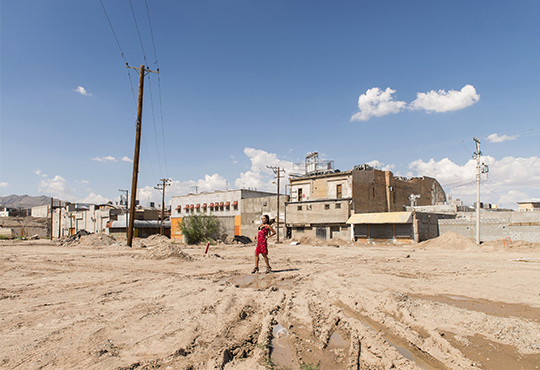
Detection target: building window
<box><xmin>373</xmin><ymin>187</ymin><xmax>375</xmax><ymax>197</ymax></box>
<box><xmin>307</xmin><ymin>205</ymin><xmax>312</xmax><ymax>211</ymax></box>
<box><xmin>298</xmin><ymin>188</ymin><xmax>303</xmax><ymax>202</ymax></box>
<box><xmin>324</xmin><ymin>204</ymin><xmax>330</xmax><ymax>210</ymax></box>
<box><xmin>296</xmin><ymin>226</ymin><xmax>304</xmax><ymax>233</ymax></box>
<box><xmin>335</xmin><ymin>203</ymin><xmax>341</xmax><ymax>209</ymax></box>
<box><xmin>297</xmin><ymin>206</ymin><xmax>302</xmax><ymax>211</ymax></box>
<box><xmin>336</xmin><ymin>184</ymin><xmax>342</xmax><ymax>199</ymax></box>
<box><xmin>263</xmin><ymin>201</ymin><xmax>267</xmax><ymax>206</ymax></box>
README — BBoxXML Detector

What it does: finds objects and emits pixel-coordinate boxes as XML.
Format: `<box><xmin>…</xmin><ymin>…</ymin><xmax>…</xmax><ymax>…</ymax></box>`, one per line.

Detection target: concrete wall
<box><xmin>241</xmin><ymin>195</ymin><xmax>288</xmax><ymax>240</ymax></box>
<box><xmin>0</xmin><ymin>217</ymin><xmax>49</xmax><ymax>238</ymax></box>
<box><xmin>31</xmin><ymin>205</ymin><xmax>50</xmax><ymax>218</ymax></box>
<box><xmin>439</xmin><ymin>211</ymin><xmax>540</xmax><ymax>242</ymax></box>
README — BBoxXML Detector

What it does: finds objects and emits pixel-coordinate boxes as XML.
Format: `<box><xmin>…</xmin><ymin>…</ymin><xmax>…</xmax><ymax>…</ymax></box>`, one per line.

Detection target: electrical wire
<box><xmin>146</xmin><ymin>74</ymin><xmax>163</xmax><ymax>177</ymax></box>
<box><xmin>145</xmin><ymin>0</ymin><xmax>169</xmax><ymax>178</ymax></box>
<box><xmin>129</xmin><ymin>0</ymin><xmax>149</xmax><ymax>67</ymax></box>
<box><xmin>99</xmin><ymin>0</ymin><xmax>137</xmax><ymax>105</ymax></box>
<box><xmin>481</xmin><ymin>183</ymin><xmax>517</xmax><ymax>206</ymax></box>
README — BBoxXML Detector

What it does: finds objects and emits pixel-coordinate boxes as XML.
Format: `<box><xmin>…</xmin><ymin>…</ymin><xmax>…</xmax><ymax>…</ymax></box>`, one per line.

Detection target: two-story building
<box><xmin>286</xmin><ymin>163</ymin><xmax>446</xmax><ymax>241</ymax></box>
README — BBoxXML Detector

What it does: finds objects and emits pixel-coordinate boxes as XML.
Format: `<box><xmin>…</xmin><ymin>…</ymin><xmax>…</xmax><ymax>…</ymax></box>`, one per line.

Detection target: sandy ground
<box><xmin>1</xmin><ymin>233</ymin><xmax>540</xmax><ymax>370</ymax></box>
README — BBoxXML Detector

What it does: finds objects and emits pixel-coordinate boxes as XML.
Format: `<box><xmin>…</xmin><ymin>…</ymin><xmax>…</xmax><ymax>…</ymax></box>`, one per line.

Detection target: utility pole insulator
<box><xmin>155</xmin><ymin>178</ymin><xmax>171</xmax><ymax>236</ymax></box>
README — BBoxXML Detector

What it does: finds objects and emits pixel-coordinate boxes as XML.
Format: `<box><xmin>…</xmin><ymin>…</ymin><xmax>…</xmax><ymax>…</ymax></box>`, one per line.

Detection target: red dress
<box><xmin>256</xmin><ymin>225</ymin><xmax>269</xmax><ymax>255</ymax></box>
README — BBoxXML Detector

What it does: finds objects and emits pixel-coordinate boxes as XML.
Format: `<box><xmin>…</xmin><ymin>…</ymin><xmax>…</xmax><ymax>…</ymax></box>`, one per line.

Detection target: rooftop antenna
<box><xmin>192</xmin><ymin>185</ymin><xmax>199</xmax><ymax>194</ymax></box>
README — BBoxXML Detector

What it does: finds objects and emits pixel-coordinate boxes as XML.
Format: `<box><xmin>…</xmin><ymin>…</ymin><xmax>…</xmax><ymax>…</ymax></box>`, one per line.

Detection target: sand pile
<box><xmin>418</xmin><ymin>231</ymin><xmax>478</xmax><ymax>250</ymax></box>
<box><xmin>143</xmin><ymin>243</ymin><xmax>192</xmax><ymax>260</ymax></box>
<box><xmin>77</xmin><ymin>233</ymin><xmax>117</xmax><ymax>247</ymax></box>
<box><xmin>482</xmin><ymin>238</ymin><xmax>540</xmax><ymax>251</ymax></box>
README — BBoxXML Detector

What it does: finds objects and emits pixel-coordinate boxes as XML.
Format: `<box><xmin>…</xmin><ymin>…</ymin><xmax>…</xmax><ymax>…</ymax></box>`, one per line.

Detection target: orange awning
<box><xmin>225</xmin><ymin>202</ymin><xmax>230</xmax><ymax>206</ymax></box>
<box><xmin>184</xmin><ymin>205</ymin><xmax>189</xmax><ymax>209</ymax></box>
<box><xmin>219</xmin><ymin>202</ymin><xmax>224</xmax><ymax>206</ymax></box>
<box><xmin>232</xmin><ymin>201</ymin><xmax>238</xmax><ymax>206</ymax></box>
<box><xmin>189</xmin><ymin>205</ymin><xmax>194</xmax><ymax>209</ymax></box>
<box><xmin>176</xmin><ymin>205</ymin><xmax>181</xmax><ymax>210</ymax></box>
<box><xmin>202</xmin><ymin>203</ymin><xmax>207</xmax><ymax>208</ymax></box>
<box><xmin>196</xmin><ymin>204</ymin><xmax>200</xmax><ymax>209</ymax></box>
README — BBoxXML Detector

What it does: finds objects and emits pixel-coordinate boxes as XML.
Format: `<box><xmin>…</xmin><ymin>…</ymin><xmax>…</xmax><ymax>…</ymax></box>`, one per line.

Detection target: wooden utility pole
<box><xmin>50</xmin><ymin>197</ymin><xmax>54</xmax><ymax>240</ymax></box>
<box><xmin>126</xmin><ymin>64</ymin><xmax>159</xmax><ymax>247</ymax></box>
<box><xmin>154</xmin><ymin>178</ymin><xmax>171</xmax><ymax>235</ymax></box>
<box><xmin>266</xmin><ymin>166</ymin><xmax>286</xmax><ymax>242</ymax></box>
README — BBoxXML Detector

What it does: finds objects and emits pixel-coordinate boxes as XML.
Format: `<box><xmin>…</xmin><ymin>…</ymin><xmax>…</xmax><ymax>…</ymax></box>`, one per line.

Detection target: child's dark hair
<box><xmin>262</xmin><ymin>214</ymin><xmax>274</xmax><ymax>225</ymax></box>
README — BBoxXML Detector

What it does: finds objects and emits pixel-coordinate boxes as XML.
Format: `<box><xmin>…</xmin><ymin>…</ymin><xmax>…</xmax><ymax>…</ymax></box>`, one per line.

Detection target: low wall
<box><xmin>0</xmin><ymin>217</ymin><xmax>50</xmax><ymax>238</ymax></box>
<box><xmin>438</xmin><ymin>211</ymin><xmax>540</xmax><ymax>242</ymax></box>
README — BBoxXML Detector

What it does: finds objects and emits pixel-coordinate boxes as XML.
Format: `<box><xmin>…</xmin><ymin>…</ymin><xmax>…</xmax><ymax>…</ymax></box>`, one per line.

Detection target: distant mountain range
<box><xmin>0</xmin><ymin>194</ymin><xmax>56</xmax><ymax>208</ymax></box>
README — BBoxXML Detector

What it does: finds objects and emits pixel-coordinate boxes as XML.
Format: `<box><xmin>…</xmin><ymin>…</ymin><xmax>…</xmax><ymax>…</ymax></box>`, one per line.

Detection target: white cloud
<box><xmin>231</xmin><ymin>155</ymin><xmax>238</xmax><ymax>164</ymax></box>
<box><xmin>0</xmin><ymin>182</ymin><xmax>9</xmax><ymax>188</ymax></box>
<box><xmin>351</xmin><ymin>87</ymin><xmax>406</xmax><ymax>122</ymax></box>
<box><xmin>121</xmin><ymin>156</ymin><xmax>133</xmax><ymax>163</ymax></box>
<box><xmin>351</xmin><ymin>84</ymin><xmax>480</xmax><ymax>121</ymax></box>
<box><xmin>235</xmin><ymin>148</ymin><xmax>293</xmax><ymax>192</ymax></box>
<box><xmin>91</xmin><ymin>156</ymin><xmax>117</xmax><ymax>162</ymax></box>
<box><xmin>38</xmin><ymin>175</ymin><xmax>77</xmax><ymax>201</ymax></box>
<box><xmin>409</xmin><ymin>155</ymin><xmax>540</xmax><ymax>208</ymax></box>
<box><xmin>81</xmin><ymin>180</ymin><xmax>89</xmax><ymax>184</ymax></box>
<box><xmin>487</xmin><ymin>133</ymin><xmax>519</xmax><ymax>143</ymax></box>
<box><xmin>138</xmin><ymin>174</ymin><xmax>230</xmax><ymax>205</ymax></box>
<box><xmin>79</xmin><ymin>192</ymin><xmax>110</xmax><ymax>204</ymax></box>
<box><xmin>364</xmin><ymin>160</ymin><xmax>395</xmax><ymax>171</ymax></box>
<box><xmin>73</xmin><ymin>86</ymin><xmax>92</xmax><ymax>96</ymax></box>
<box><xmin>409</xmin><ymin>84</ymin><xmax>480</xmax><ymax>113</ymax></box>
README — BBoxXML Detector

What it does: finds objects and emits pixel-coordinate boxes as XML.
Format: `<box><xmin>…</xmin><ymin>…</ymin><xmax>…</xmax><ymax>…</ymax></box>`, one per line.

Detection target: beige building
<box><xmin>517</xmin><ymin>201</ymin><xmax>540</xmax><ymax>212</ymax></box>
<box><xmin>286</xmin><ymin>164</ymin><xmax>446</xmax><ymax>241</ymax></box>
<box><xmin>170</xmin><ymin>189</ymin><xmax>287</xmax><ymax>242</ymax></box>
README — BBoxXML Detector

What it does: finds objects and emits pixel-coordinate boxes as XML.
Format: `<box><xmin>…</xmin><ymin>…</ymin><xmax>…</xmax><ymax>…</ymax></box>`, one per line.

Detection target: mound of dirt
<box><xmin>143</xmin><ymin>243</ymin><xmax>193</xmax><ymax>260</ymax></box>
<box><xmin>418</xmin><ymin>231</ymin><xmax>478</xmax><ymax>250</ymax></box>
<box><xmin>77</xmin><ymin>233</ymin><xmax>118</xmax><ymax>247</ymax></box>
<box><xmin>482</xmin><ymin>238</ymin><xmax>540</xmax><ymax>251</ymax></box>
<box><xmin>132</xmin><ymin>234</ymin><xmax>183</xmax><ymax>249</ymax></box>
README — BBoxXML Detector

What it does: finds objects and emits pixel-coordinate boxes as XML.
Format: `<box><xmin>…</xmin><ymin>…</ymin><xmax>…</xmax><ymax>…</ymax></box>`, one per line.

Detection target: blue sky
<box><xmin>1</xmin><ymin>0</ymin><xmax>539</xmax><ymax>208</ymax></box>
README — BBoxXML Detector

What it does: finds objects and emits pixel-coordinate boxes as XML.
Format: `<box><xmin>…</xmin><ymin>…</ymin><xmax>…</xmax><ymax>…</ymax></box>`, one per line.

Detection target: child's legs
<box><xmin>261</xmin><ymin>254</ymin><xmax>270</xmax><ymax>268</ymax></box>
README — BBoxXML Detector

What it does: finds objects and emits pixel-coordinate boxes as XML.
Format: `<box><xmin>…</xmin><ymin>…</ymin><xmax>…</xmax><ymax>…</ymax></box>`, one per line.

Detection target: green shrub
<box><xmin>179</xmin><ymin>214</ymin><xmax>220</xmax><ymax>244</ymax></box>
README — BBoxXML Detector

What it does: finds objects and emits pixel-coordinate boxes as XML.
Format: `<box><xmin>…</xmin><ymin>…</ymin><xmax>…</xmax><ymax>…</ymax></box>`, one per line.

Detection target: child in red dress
<box><xmin>252</xmin><ymin>215</ymin><xmax>276</xmax><ymax>274</ymax></box>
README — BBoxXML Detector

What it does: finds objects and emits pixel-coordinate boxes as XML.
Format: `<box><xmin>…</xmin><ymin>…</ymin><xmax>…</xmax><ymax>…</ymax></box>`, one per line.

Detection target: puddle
<box><xmin>337</xmin><ymin>301</ymin><xmax>443</xmax><ymax>370</ymax></box>
<box><xmin>442</xmin><ymin>330</ymin><xmax>540</xmax><ymax>370</ymax></box>
<box><xmin>328</xmin><ymin>332</ymin><xmax>348</xmax><ymax>349</ymax></box>
<box><xmin>414</xmin><ymin>294</ymin><xmax>540</xmax><ymax>323</ymax></box>
<box><xmin>271</xmin><ymin>324</ymin><xmax>296</xmax><ymax>368</ymax></box>
<box><xmin>444</xmin><ymin>295</ymin><xmax>470</xmax><ymax>301</ymax></box>
<box><xmin>387</xmin><ymin>342</ymin><xmax>426</xmax><ymax>369</ymax></box>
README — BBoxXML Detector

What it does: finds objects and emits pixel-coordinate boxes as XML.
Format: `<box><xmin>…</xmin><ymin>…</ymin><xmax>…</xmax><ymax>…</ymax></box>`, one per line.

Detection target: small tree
<box><xmin>179</xmin><ymin>214</ymin><xmax>220</xmax><ymax>244</ymax></box>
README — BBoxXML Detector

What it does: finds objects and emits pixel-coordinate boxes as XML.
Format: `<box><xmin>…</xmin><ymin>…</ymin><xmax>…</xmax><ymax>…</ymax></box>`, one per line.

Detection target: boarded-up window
<box><xmin>354</xmin><ymin>224</ymin><xmax>368</xmax><ymax>237</ymax></box>
<box><xmin>335</xmin><ymin>203</ymin><xmax>341</xmax><ymax>209</ymax></box>
<box><xmin>298</xmin><ymin>188</ymin><xmax>303</xmax><ymax>202</ymax></box>
<box><xmin>369</xmin><ymin>224</ymin><xmax>393</xmax><ymax>239</ymax></box>
<box><xmin>324</xmin><ymin>204</ymin><xmax>330</xmax><ymax>210</ymax></box>
<box><xmin>395</xmin><ymin>224</ymin><xmax>412</xmax><ymax>238</ymax></box>
<box><xmin>336</xmin><ymin>184</ymin><xmax>342</xmax><ymax>198</ymax></box>
<box><xmin>297</xmin><ymin>206</ymin><xmax>302</xmax><ymax>211</ymax></box>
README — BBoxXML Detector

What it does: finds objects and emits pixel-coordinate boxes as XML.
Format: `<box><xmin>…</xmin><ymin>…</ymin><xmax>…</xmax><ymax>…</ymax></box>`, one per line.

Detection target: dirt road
<box><xmin>1</xmin><ymin>235</ymin><xmax>539</xmax><ymax>370</ymax></box>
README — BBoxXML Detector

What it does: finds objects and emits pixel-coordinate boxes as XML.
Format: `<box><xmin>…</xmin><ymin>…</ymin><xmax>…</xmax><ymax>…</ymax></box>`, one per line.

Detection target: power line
<box><xmin>129</xmin><ymin>0</ymin><xmax>149</xmax><ymax>66</ymax></box>
<box><xmin>144</xmin><ymin>0</ymin><xmax>169</xmax><ymax>177</ymax></box>
<box><xmin>146</xmin><ymin>74</ymin><xmax>163</xmax><ymax>177</ymax></box>
<box><xmin>99</xmin><ymin>0</ymin><xmax>137</xmax><ymax>105</ymax></box>
<box><xmin>481</xmin><ymin>183</ymin><xmax>517</xmax><ymax>206</ymax></box>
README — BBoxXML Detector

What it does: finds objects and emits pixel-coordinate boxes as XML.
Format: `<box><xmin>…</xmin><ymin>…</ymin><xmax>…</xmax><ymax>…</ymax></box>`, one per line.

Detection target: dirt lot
<box><xmin>1</xmin><ymin>233</ymin><xmax>540</xmax><ymax>370</ymax></box>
